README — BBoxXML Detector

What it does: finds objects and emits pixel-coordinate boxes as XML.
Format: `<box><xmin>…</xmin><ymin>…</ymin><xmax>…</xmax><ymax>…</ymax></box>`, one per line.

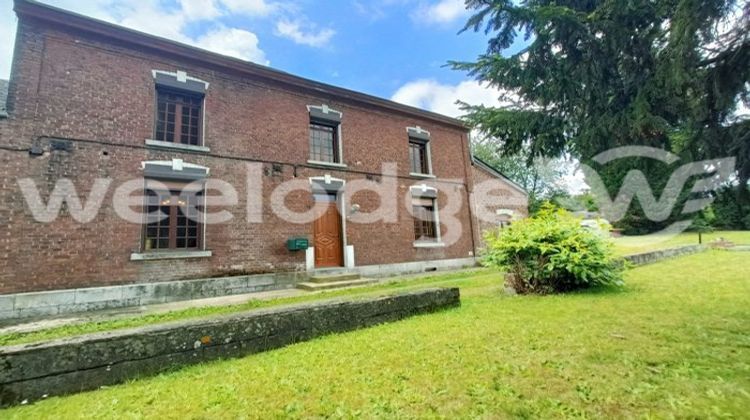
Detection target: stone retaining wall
<box><xmin>0</xmin><ymin>288</ymin><xmax>460</xmax><ymax>406</ymax></box>
<box><xmin>624</xmin><ymin>244</ymin><xmax>706</xmax><ymax>266</ymax></box>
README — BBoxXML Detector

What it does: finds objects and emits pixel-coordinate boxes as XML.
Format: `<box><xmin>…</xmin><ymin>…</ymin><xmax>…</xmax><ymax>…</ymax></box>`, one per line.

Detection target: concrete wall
<box><xmin>0</xmin><ymin>287</ymin><xmax>461</xmax><ymax>406</ymax></box>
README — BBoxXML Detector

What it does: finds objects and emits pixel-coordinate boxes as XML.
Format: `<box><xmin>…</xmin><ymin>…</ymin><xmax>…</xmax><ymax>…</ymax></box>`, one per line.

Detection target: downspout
<box><xmin>459</xmin><ymin>131</ymin><xmax>478</xmax><ymax>257</ymax></box>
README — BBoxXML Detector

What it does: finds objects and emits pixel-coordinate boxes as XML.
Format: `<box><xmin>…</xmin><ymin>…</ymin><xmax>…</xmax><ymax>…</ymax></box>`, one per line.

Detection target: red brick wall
<box><xmin>0</xmin><ymin>18</ymin><xmax>477</xmax><ymax>294</ymax></box>
<box><xmin>470</xmin><ymin>164</ymin><xmax>529</xmax><ymax>251</ymax></box>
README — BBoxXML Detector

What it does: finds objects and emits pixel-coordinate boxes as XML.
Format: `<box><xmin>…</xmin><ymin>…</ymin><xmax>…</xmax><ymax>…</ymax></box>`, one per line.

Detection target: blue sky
<box><xmin>0</xmin><ymin>0</ymin><xmax>528</xmax><ymax>118</ymax></box>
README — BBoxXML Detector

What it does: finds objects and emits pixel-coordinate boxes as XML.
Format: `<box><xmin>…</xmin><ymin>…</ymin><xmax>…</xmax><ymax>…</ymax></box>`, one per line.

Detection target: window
<box><xmin>143</xmin><ymin>186</ymin><xmax>203</xmax><ymax>251</ymax></box>
<box><xmin>309</xmin><ymin>121</ymin><xmax>340</xmax><ymax>163</ymax></box>
<box><xmin>155</xmin><ymin>88</ymin><xmax>203</xmax><ymax>146</ymax></box>
<box><xmin>409</xmin><ymin>138</ymin><xmax>429</xmax><ymax>174</ymax></box>
<box><xmin>412</xmin><ymin>197</ymin><xmax>438</xmax><ymax>241</ymax></box>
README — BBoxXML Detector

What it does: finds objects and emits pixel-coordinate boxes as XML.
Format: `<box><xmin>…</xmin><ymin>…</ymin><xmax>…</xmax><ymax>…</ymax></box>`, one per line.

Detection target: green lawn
<box><xmin>612</xmin><ymin>230</ymin><xmax>750</xmax><ymax>255</ymax></box>
<box><xmin>3</xmin><ymin>250</ymin><xmax>749</xmax><ymax>418</ymax></box>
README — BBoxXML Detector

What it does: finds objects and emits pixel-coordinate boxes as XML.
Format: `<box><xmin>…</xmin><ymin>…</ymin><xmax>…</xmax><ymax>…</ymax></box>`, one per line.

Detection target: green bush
<box><xmin>482</xmin><ymin>205</ymin><xmax>625</xmax><ymax>294</ymax></box>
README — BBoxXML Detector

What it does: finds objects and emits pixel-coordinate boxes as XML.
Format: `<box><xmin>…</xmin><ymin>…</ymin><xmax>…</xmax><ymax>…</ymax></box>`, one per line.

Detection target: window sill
<box><xmin>307</xmin><ymin>160</ymin><xmax>348</xmax><ymax>169</ymax></box>
<box><xmin>413</xmin><ymin>241</ymin><xmax>445</xmax><ymax>248</ymax></box>
<box><xmin>145</xmin><ymin>139</ymin><xmax>210</xmax><ymax>153</ymax></box>
<box><xmin>410</xmin><ymin>172</ymin><xmax>435</xmax><ymax>179</ymax></box>
<box><xmin>130</xmin><ymin>250</ymin><xmax>212</xmax><ymax>261</ymax></box>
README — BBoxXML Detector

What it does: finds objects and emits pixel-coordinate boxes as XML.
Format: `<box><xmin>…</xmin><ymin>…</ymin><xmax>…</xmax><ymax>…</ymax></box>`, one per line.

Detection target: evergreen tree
<box><xmin>453</xmin><ymin>0</ymin><xmax>749</xmax><ymax>229</ymax></box>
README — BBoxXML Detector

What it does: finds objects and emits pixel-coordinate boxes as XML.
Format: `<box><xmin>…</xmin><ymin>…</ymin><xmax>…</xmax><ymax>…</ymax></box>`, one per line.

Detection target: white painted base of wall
<box><xmin>305</xmin><ymin>247</ymin><xmax>315</xmax><ymax>271</ymax></box>
<box><xmin>0</xmin><ymin>272</ymin><xmax>302</xmax><ymax>322</ymax></box>
<box><xmin>345</xmin><ymin>245</ymin><xmax>355</xmax><ymax>268</ymax></box>
<box><xmin>348</xmin><ymin>257</ymin><xmax>477</xmax><ymax>278</ymax></box>
<box><xmin>0</xmin><ymin>257</ymin><xmax>478</xmax><ymax>322</ymax></box>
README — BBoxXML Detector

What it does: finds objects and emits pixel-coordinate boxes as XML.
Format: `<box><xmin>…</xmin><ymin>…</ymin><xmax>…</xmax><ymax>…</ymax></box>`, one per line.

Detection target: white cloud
<box><xmin>275</xmin><ymin>19</ymin><xmax>335</xmax><ymax>47</ymax></box>
<box><xmin>220</xmin><ymin>0</ymin><xmax>276</xmax><ymax>17</ymax></box>
<box><xmin>38</xmin><ymin>0</ymin><xmax>114</xmax><ymax>21</ymax></box>
<box><xmin>179</xmin><ymin>0</ymin><xmax>223</xmax><ymax>21</ymax></box>
<box><xmin>412</xmin><ymin>0</ymin><xmax>468</xmax><ymax>25</ymax></box>
<box><xmin>115</xmin><ymin>1</ymin><xmax>192</xmax><ymax>42</ymax></box>
<box><xmin>0</xmin><ymin>0</ymin><xmax>272</xmax><ymax>79</ymax></box>
<box><xmin>391</xmin><ymin>79</ymin><xmax>512</xmax><ymax>118</ymax></box>
<box><xmin>194</xmin><ymin>27</ymin><xmax>269</xmax><ymax>65</ymax></box>
<box><xmin>352</xmin><ymin>1</ymin><xmax>387</xmax><ymax>21</ymax></box>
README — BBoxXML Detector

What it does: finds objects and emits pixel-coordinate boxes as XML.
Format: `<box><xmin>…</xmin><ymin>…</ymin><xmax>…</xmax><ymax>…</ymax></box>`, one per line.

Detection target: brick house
<box><xmin>0</xmin><ymin>0</ymin><xmax>525</xmax><ymax>318</ymax></box>
<box><xmin>470</xmin><ymin>156</ymin><xmax>529</xmax><ymax>249</ymax></box>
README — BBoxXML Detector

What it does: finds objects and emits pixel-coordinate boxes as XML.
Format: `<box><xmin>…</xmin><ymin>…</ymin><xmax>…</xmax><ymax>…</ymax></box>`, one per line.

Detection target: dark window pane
<box><xmin>409</xmin><ymin>139</ymin><xmax>429</xmax><ymax>174</ymax></box>
<box><xmin>309</xmin><ymin>122</ymin><xmax>339</xmax><ymax>163</ymax></box>
<box><xmin>156</xmin><ymin>89</ymin><xmax>203</xmax><ymax>145</ymax></box>
<box><xmin>142</xmin><ymin>187</ymin><xmax>204</xmax><ymax>251</ymax></box>
<box><xmin>412</xmin><ymin>200</ymin><xmax>437</xmax><ymax>241</ymax></box>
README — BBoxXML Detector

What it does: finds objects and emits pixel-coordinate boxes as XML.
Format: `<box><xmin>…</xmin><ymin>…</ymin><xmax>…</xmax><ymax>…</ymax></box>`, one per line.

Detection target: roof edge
<box><xmin>13</xmin><ymin>0</ymin><xmax>468</xmax><ymax>130</ymax></box>
<box><xmin>471</xmin><ymin>155</ymin><xmax>528</xmax><ymax>196</ymax></box>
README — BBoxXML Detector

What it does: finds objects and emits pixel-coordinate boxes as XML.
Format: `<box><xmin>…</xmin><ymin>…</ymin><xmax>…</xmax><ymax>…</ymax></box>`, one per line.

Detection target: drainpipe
<box><xmin>459</xmin><ymin>131</ymin><xmax>478</xmax><ymax>257</ymax></box>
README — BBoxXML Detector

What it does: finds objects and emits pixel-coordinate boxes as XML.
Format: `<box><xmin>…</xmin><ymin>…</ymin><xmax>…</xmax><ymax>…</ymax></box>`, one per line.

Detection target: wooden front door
<box><xmin>313</xmin><ymin>193</ymin><xmax>343</xmax><ymax>268</ymax></box>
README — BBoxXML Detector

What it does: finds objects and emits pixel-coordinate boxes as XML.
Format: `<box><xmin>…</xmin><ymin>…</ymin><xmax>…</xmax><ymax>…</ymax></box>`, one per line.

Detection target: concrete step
<box><xmin>309</xmin><ymin>273</ymin><xmax>361</xmax><ymax>283</ymax></box>
<box><xmin>297</xmin><ymin>278</ymin><xmax>378</xmax><ymax>291</ymax></box>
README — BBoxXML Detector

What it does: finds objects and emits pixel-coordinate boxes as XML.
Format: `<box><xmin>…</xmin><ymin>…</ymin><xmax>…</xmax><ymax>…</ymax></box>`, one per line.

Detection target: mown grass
<box><xmin>612</xmin><ymin>230</ymin><xmax>750</xmax><ymax>255</ymax></box>
<box><xmin>4</xmin><ymin>231</ymin><xmax>747</xmax><ymax>347</ymax></box>
<box><xmin>0</xmin><ymin>269</ymin><xmax>495</xmax><ymax>347</ymax></box>
<box><xmin>3</xmin><ymin>250</ymin><xmax>749</xmax><ymax>418</ymax></box>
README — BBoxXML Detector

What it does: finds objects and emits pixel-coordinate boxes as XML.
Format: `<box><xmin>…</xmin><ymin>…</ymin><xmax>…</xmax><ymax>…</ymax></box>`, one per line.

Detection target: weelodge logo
<box><xmin>576</xmin><ymin>146</ymin><xmax>735</xmax><ymax>241</ymax></box>
<box><xmin>14</xmin><ymin>161</ymin><xmax>528</xmax><ymax>248</ymax></box>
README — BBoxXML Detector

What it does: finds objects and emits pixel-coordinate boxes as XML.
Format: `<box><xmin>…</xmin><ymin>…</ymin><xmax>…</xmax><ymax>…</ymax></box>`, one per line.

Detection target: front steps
<box><xmin>297</xmin><ymin>273</ymin><xmax>379</xmax><ymax>291</ymax></box>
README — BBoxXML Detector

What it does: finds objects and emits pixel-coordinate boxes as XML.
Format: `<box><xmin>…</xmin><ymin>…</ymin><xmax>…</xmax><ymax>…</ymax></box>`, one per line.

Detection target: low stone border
<box><xmin>624</xmin><ymin>244</ymin><xmax>706</xmax><ymax>266</ymax></box>
<box><xmin>0</xmin><ymin>287</ymin><xmax>460</xmax><ymax>406</ymax></box>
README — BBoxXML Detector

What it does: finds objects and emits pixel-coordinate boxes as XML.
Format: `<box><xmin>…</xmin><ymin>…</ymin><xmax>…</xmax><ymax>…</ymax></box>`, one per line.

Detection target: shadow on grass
<box><xmin>569</xmin><ymin>284</ymin><xmax>632</xmax><ymax>296</ymax></box>
<box><xmin>497</xmin><ymin>284</ymin><xmax>634</xmax><ymax>298</ymax></box>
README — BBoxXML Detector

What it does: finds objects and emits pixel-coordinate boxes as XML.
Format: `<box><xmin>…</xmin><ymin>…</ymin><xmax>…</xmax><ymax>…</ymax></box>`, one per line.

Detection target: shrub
<box><xmin>482</xmin><ymin>204</ymin><xmax>625</xmax><ymax>294</ymax></box>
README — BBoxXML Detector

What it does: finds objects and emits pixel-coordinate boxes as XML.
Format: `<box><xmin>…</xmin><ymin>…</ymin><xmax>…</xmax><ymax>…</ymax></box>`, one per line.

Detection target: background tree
<box><xmin>472</xmin><ymin>138</ymin><xmax>568</xmax><ymax>212</ymax></box>
<box><xmin>453</xmin><ymin>0</ymin><xmax>749</xmax><ymax>232</ymax></box>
